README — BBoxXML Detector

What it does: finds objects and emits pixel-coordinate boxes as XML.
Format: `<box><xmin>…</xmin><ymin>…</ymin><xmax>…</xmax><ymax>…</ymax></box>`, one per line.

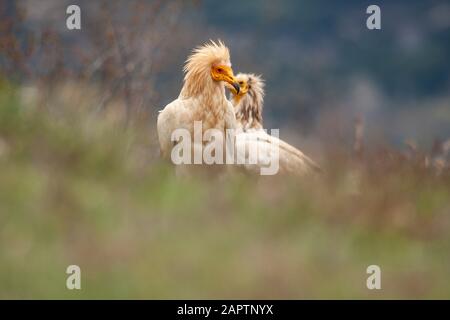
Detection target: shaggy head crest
<box><xmin>181</xmin><ymin>40</ymin><xmax>231</xmax><ymax>98</ymax></box>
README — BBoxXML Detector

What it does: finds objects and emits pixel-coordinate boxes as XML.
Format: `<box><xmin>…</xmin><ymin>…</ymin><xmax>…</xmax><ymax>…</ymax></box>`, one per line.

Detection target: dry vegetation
<box><xmin>1</xmin><ymin>1</ymin><xmax>449</xmax><ymax>299</ymax></box>
<box><xmin>0</xmin><ymin>80</ymin><xmax>449</xmax><ymax>299</ymax></box>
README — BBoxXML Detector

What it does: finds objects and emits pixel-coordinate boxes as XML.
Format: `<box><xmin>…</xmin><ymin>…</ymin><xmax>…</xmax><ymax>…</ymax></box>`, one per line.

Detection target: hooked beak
<box><xmin>214</xmin><ymin>65</ymin><xmax>240</xmax><ymax>94</ymax></box>
<box><xmin>223</xmin><ymin>73</ymin><xmax>240</xmax><ymax>95</ymax></box>
<box><xmin>232</xmin><ymin>81</ymin><xmax>240</xmax><ymax>94</ymax></box>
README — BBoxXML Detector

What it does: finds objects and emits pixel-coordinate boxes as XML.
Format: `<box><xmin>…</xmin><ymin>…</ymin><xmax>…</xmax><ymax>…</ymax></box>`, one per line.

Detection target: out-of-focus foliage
<box><xmin>1</xmin><ymin>0</ymin><xmax>191</xmax><ymax>127</ymax></box>
<box><xmin>1</xmin><ymin>1</ymin><xmax>450</xmax><ymax>299</ymax></box>
<box><xmin>0</xmin><ymin>82</ymin><xmax>449</xmax><ymax>298</ymax></box>
<box><xmin>1</xmin><ymin>0</ymin><xmax>449</xmax><ymax>142</ymax></box>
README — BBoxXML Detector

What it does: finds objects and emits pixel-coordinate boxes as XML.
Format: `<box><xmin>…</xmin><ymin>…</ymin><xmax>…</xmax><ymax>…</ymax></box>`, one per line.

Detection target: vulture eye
<box><xmin>238</xmin><ymin>81</ymin><xmax>244</xmax><ymax>85</ymax></box>
<box><xmin>217</xmin><ymin>68</ymin><xmax>223</xmax><ymax>73</ymax></box>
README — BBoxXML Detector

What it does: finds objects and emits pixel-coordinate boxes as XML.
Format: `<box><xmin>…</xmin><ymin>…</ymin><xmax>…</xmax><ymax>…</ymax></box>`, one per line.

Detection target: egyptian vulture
<box><xmin>157</xmin><ymin>40</ymin><xmax>240</xmax><ymax>160</ymax></box>
<box><xmin>229</xmin><ymin>73</ymin><xmax>321</xmax><ymax>175</ymax></box>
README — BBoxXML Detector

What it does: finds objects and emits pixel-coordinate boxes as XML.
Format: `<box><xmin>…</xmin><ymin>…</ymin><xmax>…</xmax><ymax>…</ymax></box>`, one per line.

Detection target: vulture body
<box><xmin>157</xmin><ymin>41</ymin><xmax>239</xmax><ymax>160</ymax></box>
<box><xmin>230</xmin><ymin>73</ymin><xmax>321</xmax><ymax>176</ymax></box>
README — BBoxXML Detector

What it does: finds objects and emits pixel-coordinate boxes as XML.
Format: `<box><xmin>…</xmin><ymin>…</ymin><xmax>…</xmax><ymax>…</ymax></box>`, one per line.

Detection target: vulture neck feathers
<box><xmin>234</xmin><ymin>74</ymin><xmax>265</xmax><ymax>130</ymax></box>
<box><xmin>179</xmin><ymin>41</ymin><xmax>231</xmax><ymax>123</ymax></box>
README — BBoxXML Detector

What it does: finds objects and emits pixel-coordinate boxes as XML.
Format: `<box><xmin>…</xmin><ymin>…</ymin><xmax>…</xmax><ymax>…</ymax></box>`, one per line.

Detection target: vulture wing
<box><xmin>234</xmin><ymin>129</ymin><xmax>321</xmax><ymax>176</ymax></box>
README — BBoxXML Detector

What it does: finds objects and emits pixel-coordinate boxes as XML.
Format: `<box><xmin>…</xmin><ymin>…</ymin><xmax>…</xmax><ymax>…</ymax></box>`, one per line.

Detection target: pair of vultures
<box><xmin>157</xmin><ymin>40</ymin><xmax>320</xmax><ymax>177</ymax></box>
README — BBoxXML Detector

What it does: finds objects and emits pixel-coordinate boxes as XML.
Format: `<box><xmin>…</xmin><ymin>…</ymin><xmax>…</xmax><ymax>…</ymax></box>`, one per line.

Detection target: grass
<box><xmin>0</xmin><ymin>80</ymin><xmax>449</xmax><ymax>299</ymax></box>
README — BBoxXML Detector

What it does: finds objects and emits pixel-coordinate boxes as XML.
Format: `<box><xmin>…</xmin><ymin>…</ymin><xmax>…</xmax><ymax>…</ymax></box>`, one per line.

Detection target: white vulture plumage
<box><xmin>157</xmin><ymin>40</ymin><xmax>240</xmax><ymax>161</ymax></box>
<box><xmin>229</xmin><ymin>73</ymin><xmax>321</xmax><ymax>176</ymax></box>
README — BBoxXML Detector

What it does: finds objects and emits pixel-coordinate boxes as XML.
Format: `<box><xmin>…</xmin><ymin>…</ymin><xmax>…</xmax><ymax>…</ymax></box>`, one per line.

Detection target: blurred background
<box><xmin>2</xmin><ymin>0</ymin><xmax>450</xmax><ymax>146</ymax></box>
<box><xmin>0</xmin><ymin>0</ymin><xmax>449</xmax><ymax>299</ymax></box>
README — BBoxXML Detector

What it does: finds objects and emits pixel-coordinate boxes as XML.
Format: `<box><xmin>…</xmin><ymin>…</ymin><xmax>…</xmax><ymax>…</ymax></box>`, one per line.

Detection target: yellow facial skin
<box><xmin>211</xmin><ymin>65</ymin><xmax>240</xmax><ymax>94</ymax></box>
<box><xmin>228</xmin><ymin>77</ymin><xmax>249</xmax><ymax>104</ymax></box>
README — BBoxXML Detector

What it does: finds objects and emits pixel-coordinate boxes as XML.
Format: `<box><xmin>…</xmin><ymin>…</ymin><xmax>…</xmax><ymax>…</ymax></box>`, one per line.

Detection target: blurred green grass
<box><xmin>0</xmin><ymin>81</ymin><xmax>449</xmax><ymax>299</ymax></box>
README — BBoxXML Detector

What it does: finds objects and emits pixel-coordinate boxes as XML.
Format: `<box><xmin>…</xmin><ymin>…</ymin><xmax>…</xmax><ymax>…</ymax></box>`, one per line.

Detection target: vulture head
<box><xmin>182</xmin><ymin>40</ymin><xmax>240</xmax><ymax>98</ymax></box>
<box><xmin>228</xmin><ymin>73</ymin><xmax>265</xmax><ymax>130</ymax></box>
